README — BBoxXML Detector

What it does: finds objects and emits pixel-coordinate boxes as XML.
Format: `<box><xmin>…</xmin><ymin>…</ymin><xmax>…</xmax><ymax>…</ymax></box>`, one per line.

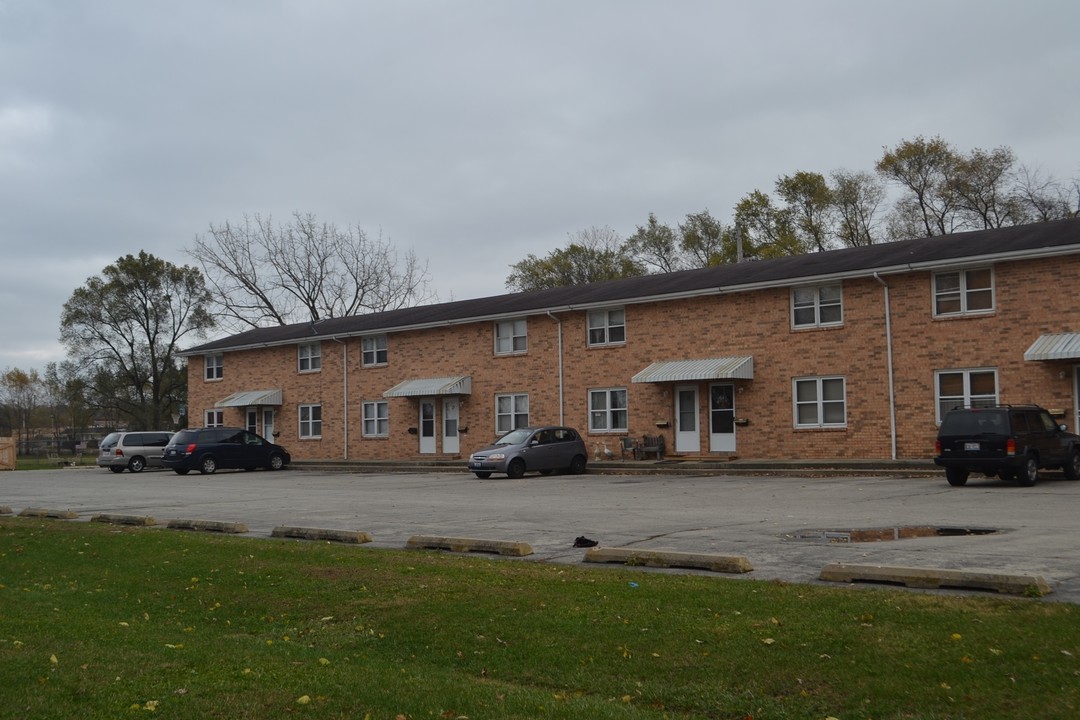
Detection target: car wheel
<box><xmin>109</xmin><ymin>465</ymin><xmax>125</xmax><ymax>473</ymax></box>
<box><xmin>474</xmin><ymin>472</ymin><xmax>492</xmax><ymax>479</ymax></box>
<box><xmin>269</xmin><ymin>453</ymin><xmax>285</xmax><ymax>471</ymax></box>
<box><xmin>568</xmin><ymin>454</ymin><xmax>587</xmax><ymax>475</ymax></box>
<box><xmin>1018</xmin><ymin>455</ymin><xmax>1038</xmax><ymax>486</ymax></box>
<box><xmin>128</xmin><ymin>456</ymin><xmax>146</xmax><ymax>473</ymax></box>
<box><xmin>506</xmin><ymin>459</ymin><xmax>526</xmax><ymax>479</ymax></box>
<box><xmin>173</xmin><ymin>468</ymin><xmax>189</xmax><ymax>475</ymax></box>
<box><xmin>199</xmin><ymin>456</ymin><xmax>217</xmax><ymax>475</ymax></box>
<box><xmin>1064</xmin><ymin>450</ymin><xmax>1080</xmax><ymax>481</ymax></box>
<box><xmin>945</xmin><ymin>467</ymin><xmax>968</xmax><ymax>487</ymax></box>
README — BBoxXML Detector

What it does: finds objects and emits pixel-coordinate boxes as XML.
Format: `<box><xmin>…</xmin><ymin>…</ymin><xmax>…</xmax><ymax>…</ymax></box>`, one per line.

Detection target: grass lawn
<box><xmin>1</xmin><ymin>516</ymin><xmax>1078</xmax><ymax>719</ymax></box>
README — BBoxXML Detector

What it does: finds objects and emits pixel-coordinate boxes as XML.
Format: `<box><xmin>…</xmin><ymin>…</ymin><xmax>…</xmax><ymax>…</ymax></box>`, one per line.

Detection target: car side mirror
<box><xmin>1061</xmin><ymin>424</ymin><xmax>1069</xmax><ymax>432</ymax></box>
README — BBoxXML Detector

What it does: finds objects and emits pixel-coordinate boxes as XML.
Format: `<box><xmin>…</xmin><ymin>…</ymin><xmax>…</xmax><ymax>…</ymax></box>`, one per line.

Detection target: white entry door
<box><xmin>709</xmin><ymin>383</ymin><xmax>736</xmax><ymax>452</ymax></box>
<box><xmin>262</xmin><ymin>409</ymin><xmax>275</xmax><ymax>440</ymax></box>
<box><xmin>675</xmin><ymin>385</ymin><xmax>700</xmax><ymax>453</ymax></box>
<box><xmin>419</xmin><ymin>400</ymin><xmax>436</xmax><ymax>454</ymax></box>
<box><xmin>443</xmin><ymin>397</ymin><xmax>460</xmax><ymax>455</ymax></box>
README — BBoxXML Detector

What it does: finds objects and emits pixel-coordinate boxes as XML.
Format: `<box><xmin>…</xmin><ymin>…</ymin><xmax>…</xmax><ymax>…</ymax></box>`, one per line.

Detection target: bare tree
<box><xmin>1015</xmin><ymin>165</ymin><xmax>1080</xmax><ymax>222</ymax></box>
<box><xmin>189</xmin><ymin>212</ymin><xmax>434</xmax><ymax>330</ymax></box>
<box><xmin>830</xmin><ymin>169</ymin><xmax>885</xmax><ymax>247</ymax></box>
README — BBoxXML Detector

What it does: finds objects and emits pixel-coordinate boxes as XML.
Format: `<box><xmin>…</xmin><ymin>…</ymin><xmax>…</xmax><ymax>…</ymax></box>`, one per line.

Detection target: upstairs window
<box><xmin>298</xmin><ymin>342</ymin><xmax>321</xmax><ymax>372</ymax></box>
<box><xmin>934</xmin><ymin>268</ymin><xmax>994</xmax><ymax>316</ymax></box>
<box><xmin>494</xmin><ymin>319</ymin><xmax>527</xmax><ymax>355</ymax></box>
<box><xmin>588</xmin><ymin>308</ymin><xmax>626</xmax><ymax>346</ymax></box>
<box><xmin>205</xmin><ymin>354</ymin><xmax>223</xmax><ymax>381</ymax></box>
<box><xmin>362</xmin><ymin>335</ymin><xmax>388</xmax><ymax>366</ymax></box>
<box><xmin>792</xmin><ymin>284</ymin><xmax>842</xmax><ymax>328</ymax></box>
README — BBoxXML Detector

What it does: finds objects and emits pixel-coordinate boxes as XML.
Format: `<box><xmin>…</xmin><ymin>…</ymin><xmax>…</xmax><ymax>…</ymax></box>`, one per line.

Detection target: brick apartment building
<box><xmin>179</xmin><ymin>218</ymin><xmax>1080</xmax><ymax>462</ymax></box>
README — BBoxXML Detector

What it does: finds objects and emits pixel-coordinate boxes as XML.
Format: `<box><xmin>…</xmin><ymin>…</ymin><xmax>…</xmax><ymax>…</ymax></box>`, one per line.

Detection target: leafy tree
<box><xmin>775</xmin><ymin>171</ymin><xmax>835</xmax><ymax>252</ymax></box>
<box><xmin>60</xmin><ymin>251</ymin><xmax>213</xmax><ymax>430</ymax></box>
<box><xmin>624</xmin><ymin>213</ymin><xmax>685</xmax><ymax>273</ymax></box>
<box><xmin>189</xmin><ymin>211</ymin><xmax>434</xmax><ymax>331</ymax></box>
<box><xmin>733</xmin><ymin>190</ymin><xmax>808</xmax><ymax>259</ymax></box>
<box><xmin>678</xmin><ymin>209</ymin><xmax>732</xmax><ymax>266</ymax></box>
<box><xmin>1</xmin><ymin>367</ymin><xmax>42</xmax><ymax>454</ymax></box>
<box><xmin>830</xmin><ymin>169</ymin><xmax>886</xmax><ymax>247</ymax></box>
<box><xmin>876</xmin><ymin>135</ymin><xmax>963</xmax><ymax>237</ymax></box>
<box><xmin>506</xmin><ymin>226</ymin><xmax>643</xmax><ymax>292</ymax></box>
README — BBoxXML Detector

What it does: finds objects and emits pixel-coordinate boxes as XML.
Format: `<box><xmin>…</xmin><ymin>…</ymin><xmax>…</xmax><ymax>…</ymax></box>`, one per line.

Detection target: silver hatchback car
<box><xmin>468</xmin><ymin>426</ymin><xmax>588</xmax><ymax>479</ymax></box>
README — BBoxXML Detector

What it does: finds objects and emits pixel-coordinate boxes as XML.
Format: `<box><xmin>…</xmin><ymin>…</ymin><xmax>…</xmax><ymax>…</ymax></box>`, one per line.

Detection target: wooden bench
<box><xmin>637</xmin><ymin>434</ymin><xmax>665</xmax><ymax>460</ymax></box>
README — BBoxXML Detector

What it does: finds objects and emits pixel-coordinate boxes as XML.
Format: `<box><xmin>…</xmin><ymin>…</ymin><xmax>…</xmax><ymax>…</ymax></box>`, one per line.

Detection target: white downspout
<box><xmin>546</xmin><ymin>311</ymin><xmax>565</xmax><ymax>424</ymax></box>
<box><xmin>873</xmin><ymin>273</ymin><xmax>898</xmax><ymax>460</ymax></box>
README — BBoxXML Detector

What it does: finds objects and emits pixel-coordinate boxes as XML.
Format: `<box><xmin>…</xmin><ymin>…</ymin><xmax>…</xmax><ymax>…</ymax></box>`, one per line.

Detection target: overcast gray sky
<box><xmin>2</xmin><ymin>0</ymin><xmax>1079</xmax><ymax>372</ymax></box>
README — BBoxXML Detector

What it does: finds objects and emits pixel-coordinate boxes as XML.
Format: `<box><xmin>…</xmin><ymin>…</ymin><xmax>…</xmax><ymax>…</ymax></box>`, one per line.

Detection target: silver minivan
<box><xmin>97</xmin><ymin>431</ymin><xmax>174</xmax><ymax>473</ymax></box>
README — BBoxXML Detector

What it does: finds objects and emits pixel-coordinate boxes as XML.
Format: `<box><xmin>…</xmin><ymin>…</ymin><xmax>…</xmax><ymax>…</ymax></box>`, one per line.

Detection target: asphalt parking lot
<box><xmin>3</xmin><ymin>466</ymin><xmax>1079</xmax><ymax>603</ymax></box>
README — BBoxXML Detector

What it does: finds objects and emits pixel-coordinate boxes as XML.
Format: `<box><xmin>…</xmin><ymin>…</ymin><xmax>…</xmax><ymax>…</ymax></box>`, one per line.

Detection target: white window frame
<box><xmin>791</xmin><ymin>283</ymin><xmax>843</xmax><ymax>329</ymax></box>
<box><xmin>298</xmin><ymin>342</ymin><xmax>322</xmax><ymax>373</ymax></box>
<box><xmin>933</xmin><ymin>268</ymin><xmax>994</xmax><ymax>317</ymax></box>
<box><xmin>362</xmin><ymin>335</ymin><xmax>388</xmax><ymax>367</ymax></box>
<box><xmin>793</xmin><ymin>376</ymin><xmax>847</xmax><ymax>428</ymax></box>
<box><xmin>495</xmin><ymin>393</ymin><xmax>529</xmax><ymax>434</ymax></box>
<box><xmin>205</xmin><ymin>409</ymin><xmax>224</xmax><ymax>427</ymax></box>
<box><xmin>298</xmin><ymin>404</ymin><xmax>322</xmax><ymax>439</ymax></box>
<box><xmin>204</xmin><ymin>354</ymin><xmax>223</xmax><ymax>381</ymax></box>
<box><xmin>494</xmin><ymin>318</ymin><xmax>528</xmax><ymax>355</ymax></box>
<box><xmin>935</xmin><ymin>368</ymin><xmax>998</xmax><ymax>423</ymax></box>
<box><xmin>589</xmin><ymin>388</ymin><xmax>628</xmax><ymax>432</ymax></box>
<box><xmin>362</xmin><ymin>401</ymin><xmax>389</xmax><ymax>437</ymax></box>
<box><xmin>587</xmin><ymin>308</ymin><xmax>626</xmax><ymax>347</ymax></box>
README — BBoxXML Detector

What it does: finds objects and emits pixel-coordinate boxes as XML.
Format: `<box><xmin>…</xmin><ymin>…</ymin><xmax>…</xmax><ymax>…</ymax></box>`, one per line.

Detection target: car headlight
<box><xmin>487</xmin><ymin>453</ymin><xmax>506</xmax><ymax>461</ymax></box>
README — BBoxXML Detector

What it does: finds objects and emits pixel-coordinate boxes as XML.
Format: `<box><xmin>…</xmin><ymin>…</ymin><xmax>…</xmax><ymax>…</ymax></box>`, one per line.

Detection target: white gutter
<box><xmin>546</xmin><ymin>311</ymin><xmax>565</xmax><ymax>424</ymax></box>
<box><xmin>873</xmin><ymin>273</ymin><xmax>898</xmax><ymax>460</ymax></box>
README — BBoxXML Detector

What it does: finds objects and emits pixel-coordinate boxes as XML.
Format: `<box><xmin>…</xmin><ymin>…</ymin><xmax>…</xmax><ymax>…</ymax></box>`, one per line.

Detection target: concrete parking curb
<box><xmin>819</xmin><ymin>563</ymin><xmax>1053</xmax><ymax>596</ymax></box>
<box><xmin>19</xmin><ymin>507</ymin><xmax>79</xmax><ymax>519</ymax></box>
<box><xmin>166</xmin><ymin>519</ymin><xmax>249</xmax><ymax>534</ymax></box>
<box><xmin>583</xmin><ymin>547</ymin><xmax>754</xmax><ymax>574</ymax></box>
<box><xmin>91</xmin><ymin>514</ymin><xmax>161</xmax><ymax>526</ymax></box>
<box><xmin>406</xmin><ymin>534</ymin><xmax>533</xmax><ymax>556</ymax></box>
<box><xmin>271</xmin><ymin>526</ymin><xmax>372</xmax><ymax>544</ymax></box>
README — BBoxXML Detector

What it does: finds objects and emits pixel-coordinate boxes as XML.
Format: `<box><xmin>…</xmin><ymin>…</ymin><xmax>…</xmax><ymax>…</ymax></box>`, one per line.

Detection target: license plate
<box><xmin>964</xmin><ymin>442</ymin><xmax>980</xmax><ymax>451</ymax></box>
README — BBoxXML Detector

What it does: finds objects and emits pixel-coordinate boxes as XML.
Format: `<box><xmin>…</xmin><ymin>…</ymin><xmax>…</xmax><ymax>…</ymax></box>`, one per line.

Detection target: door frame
<box><xmin>442</xmin><ymin>397</ymin><xmax>460</xmax><ymax>455</ymax></box>
<box><xmin>709</xmin><ymin>382</ymin><xmax>736</xmax><ymax>452</ymax></box>
<box><xmin>419</xmin><ymin>399</ymin><xmax>437</xmax><ymax>454</ymax></box>
<box><xmin>675</xmin><ymin>385</ymin><xmax>700</xmax><ymax>453</ymax></box>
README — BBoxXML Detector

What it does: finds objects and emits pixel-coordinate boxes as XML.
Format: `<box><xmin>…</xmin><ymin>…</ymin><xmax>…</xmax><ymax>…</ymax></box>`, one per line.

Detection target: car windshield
<box><xmin>941</xmin><ymin>410</ymin><xmax>1009</xmax><ymax>435</ymax></box>
<box><xmin>494</xmin><ymin>429</ymin><xmax>533</xmax><ymax>446</ymax></box>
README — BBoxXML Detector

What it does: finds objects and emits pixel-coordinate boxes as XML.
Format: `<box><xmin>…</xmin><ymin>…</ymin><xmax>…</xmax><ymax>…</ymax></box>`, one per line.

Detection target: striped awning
<box><xmin>383</xmin><ymin>376</ymin><xmax>472</xmax><ymax>398</ymax></box>
<box><xmin>1024</xmin><ymin>333</ymin><xmax>1080</xmax><ymax>361</ymax></box>
<box><xmin>632</xmin><ymin>356</ymin><xmax>754</xmax><ymax>383</ymax></box>
<box><xmin>215</xmin><ymin>389</ymin><xmax>283</xmax><ymax>407</ymax></box>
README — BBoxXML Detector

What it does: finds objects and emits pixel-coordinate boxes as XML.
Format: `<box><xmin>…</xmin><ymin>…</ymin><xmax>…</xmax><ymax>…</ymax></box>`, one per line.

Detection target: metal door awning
<box><xmin>1024</xmin><ymin>333</ymin><xmax>1080</xmax><ymax>361</ymax></box>
<box><xmin>383</xmin><ymin>376</ymin><xmax>472</xmax><ymax>398</ymax></box>
<box><xmin>631</xmin><ymin>356</ymin><xmax>754</xmax><ymax>383</ymax></box>
<box><xmin>215</xmin><ymin>389</ymin><xmax>283</xmax><ymax>407</ymax></box>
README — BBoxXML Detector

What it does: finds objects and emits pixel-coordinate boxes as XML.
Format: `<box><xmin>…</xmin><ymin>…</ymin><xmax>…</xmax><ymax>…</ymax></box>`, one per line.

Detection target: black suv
<box><xmin>934</xmin><ymin>405</ymin><xmax>1080</xmax><ymax>486</ymax></box>
<box><xmin>162</xmin><ymin>427</ymin><xmax>290</xmax><ymax>475</ymax></box>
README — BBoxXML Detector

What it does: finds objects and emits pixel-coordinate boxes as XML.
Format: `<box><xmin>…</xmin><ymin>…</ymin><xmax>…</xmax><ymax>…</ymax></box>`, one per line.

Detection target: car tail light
<box><xmin>185</xmin><ymin>443</ymin><xmax>197</xmax><ymax>454</ymax></box>
<box><xmin>116</xmin><ymin>449</ymin><xmax>124</xmax><ymax>456</ymax></box>
<box><xmin>934</xmin><ymin>440</ymin><xmax>942</xmax><ymax>454</ymax></box>
<box><xmin>1006</xmin><ymin>438</ymin><xmax>1016</xmax><ymax>456</ymax></box>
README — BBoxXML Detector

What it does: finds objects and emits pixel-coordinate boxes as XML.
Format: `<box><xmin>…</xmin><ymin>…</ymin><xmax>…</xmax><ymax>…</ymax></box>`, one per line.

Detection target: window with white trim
<box><xmin>362</xmin><ymin>335</ymin><xmax>388</xmax><ymax>366</ymax></box>
<box><xmin>793</xmin><ymin>377</ymin><xmax>847</xmax><ymax>428</ymax></box>
<box><xmin>362</xmin><ymin>401</ymin><xmax>389</xmax><ymax>437</ymax></box>
<box><xmin>205</xmin><ymin>409</ymin><xmax>224</xmax><ymax>427</ymax></box>
<box><xmin>299</xmin><ymin>404</ymin><xmax>322</xmax><ymax>439</ymax></box>
<box><xmin>298</xmin><ymin>342</ymin><xmax>321</xmax><ymax>372</ymax></box>
<box><xmin>589</xmin><ymin>388</ymin><xmax>628</xmax><ymax>432</ymax></box>
<box><xmin>792</xmin><ymin>284</ymin><xmax>842</xmax><ymax>328</ymax></box>
<box><xmin>494</xmin><ymin>319</ymin><xmax>527</xmax><ymax>355</ymax></box>
<box><xmin>205</xmin><ymin>354</ymin><xmax>223</xmax><ymax>381</ymax></box>
<box><xmin>933</xmin><ymin>268</ymin><xmax>994</xmax><ymax>316</ymax></box>
<box><xmin>588</xmin><ymin>308</ymin><xmax>626</xmax><ymax>346</ymax></box>
<box><xmin>935</xmin><ymin>368</ymin><xmax>998</xmax><ymax>422</ymax></box>
<box><xmin>496</xmin><ymin>393</ymin><xmax>529</xmax><ymax>434</ymax></box>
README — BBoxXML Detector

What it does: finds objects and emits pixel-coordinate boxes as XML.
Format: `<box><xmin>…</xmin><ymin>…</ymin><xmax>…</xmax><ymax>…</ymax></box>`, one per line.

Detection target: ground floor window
<box><xmin>363</xmin><ymin>401</ymin><xmax>389</xmax><ymax>437</ymax></box>
<box><xmin>936</xmin><ymin>368</ymin><xmax>998</xmax><ymax>422</ymax></box>
<box><xmin>589</xmin><ymin>388</ymin><xmax>628</xmax><ymax>431</ymax></box>
<box><xmin>205</xmin><ymin>409</ymin><xmax>224</xmax><ymax>427</ymax></box>
<box><xmin>793</xmin><ymin>376</ymin><xmax>846</xmax><ymax>428</ymax></box>
<box><xmin>299</xmin><ymin>404</ymin><xmax>322</xmax><ymax>439</ymax></box>
<box><xmin>496</xmin><ymin>393</ymin><xmax>529</xmax><ymax>434</ymax></box>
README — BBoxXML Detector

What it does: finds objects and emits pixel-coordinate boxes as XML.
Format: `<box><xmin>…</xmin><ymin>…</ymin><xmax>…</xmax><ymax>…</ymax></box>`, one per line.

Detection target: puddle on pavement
<box><xmin>786</xmin><ymin>526</ymin><xmax>1000</xmax><ymax>543</ymax></box>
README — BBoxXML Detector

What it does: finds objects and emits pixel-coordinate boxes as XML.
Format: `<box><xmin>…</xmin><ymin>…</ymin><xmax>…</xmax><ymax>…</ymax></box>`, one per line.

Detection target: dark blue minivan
<box><xmin>162</xmin><ymin>427</ymin><xmax>291</xmax><ymax>475</ymax></box>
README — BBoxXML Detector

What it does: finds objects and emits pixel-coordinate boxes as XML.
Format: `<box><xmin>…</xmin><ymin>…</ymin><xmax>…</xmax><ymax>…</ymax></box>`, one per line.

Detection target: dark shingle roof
<box><xmin>182</xmin><ymin>218</ymin><xmax>1080</xmax><ymax>355</ymax></box>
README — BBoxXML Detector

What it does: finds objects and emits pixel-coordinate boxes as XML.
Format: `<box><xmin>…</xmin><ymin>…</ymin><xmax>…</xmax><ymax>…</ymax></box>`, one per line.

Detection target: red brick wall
<box><xmin>185</xmin><ymin>254</ymin><xmax>1080</xmax><ymax>462</ymax></box>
